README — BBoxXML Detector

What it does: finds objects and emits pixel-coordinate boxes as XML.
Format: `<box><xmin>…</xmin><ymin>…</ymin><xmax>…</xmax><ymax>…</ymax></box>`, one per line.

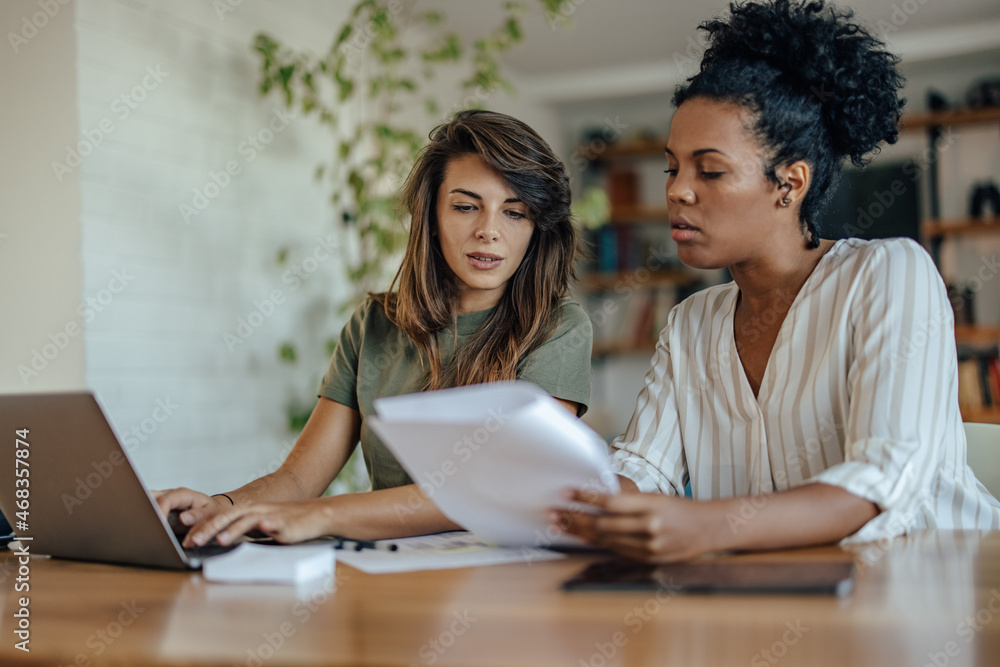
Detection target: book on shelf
<box><xmin>946</xmin><ymin>283</ymin><xmax>976</xmax><ymax>326</ymax></box>
<box><xmin>595</xmin><ymin>226</ymin><xmax>618</xmax><ymax>272</ymax></box>
<box><xmin>957</xmin><ymin>346</ymin><xmax>1000</xmax><ymax>412</ymax></box>
<box><xmin>586</xmin><ymin>286</ymin><xmax>679</xmax><ymax>352</ymax></box>
<box><xmin>584</xmin><ymin>224</ymin><xmax>682</xmax><ymax>275</ymax></box>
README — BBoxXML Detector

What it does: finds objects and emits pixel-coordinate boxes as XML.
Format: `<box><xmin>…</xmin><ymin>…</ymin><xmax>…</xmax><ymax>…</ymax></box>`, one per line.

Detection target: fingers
<box><xmin>551</xmin><ymin>490</ymin><xmax>701</xmax><ymax>562</ymax></box>
<box><xmin>214</xmin><ymin>512</ymin><xmax>273</xmax><ymax>546</ymax></box>
<box><xmin>155</xmin><ymin>487</ymin><xmax>205</xmax><ymax>517</ymax></box>
<box><xmin>594</xmin><ymin>533</ymin><xmax>699</xmax><ymax>563</ymax></box>
<box><xmin>566</xmin><ymin>488</ymin><xmax>613</xmax><ymax>509</ymax></box>
<box><xmin>563</xmin><ymin>488</ymin><xmax>675</xmax><ymax>515</ymax></box>
<box><xmin>549</xmin><ymin>509</ymin><xmax>598</xmax><ymax>542</ymax></box>
<box><xmin>552</xmin><ymin>509</ymin><xmax>656</xmax><ymax>542</ymax></box>
<box><xmin>178</xmin><ymin>500</ymin><xmax>227</xmax><ymax>531</ymax></box>
<box><xmin>184</xmin><ymin>505</ymin><xmax>244</xmax><ymax>548</ymax></box>
<box><xmin>214</xmin><ymin>511</ymin><xmax>308</xmax><ymax>545</ymax></box>
<box><xmin>185</xmin><ymin>503</ymin><xmax>319</xmax><ymax>547</ymax></box>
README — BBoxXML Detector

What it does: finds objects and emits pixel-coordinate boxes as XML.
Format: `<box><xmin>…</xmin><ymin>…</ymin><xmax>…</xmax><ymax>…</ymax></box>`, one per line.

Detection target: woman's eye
<box><xmin>664</xmin><ymin>168</ymin><xmax>678</xmax><ymax>177</ymax></box>
<box><xmin>452</xmin><ymin>204</ymin><xmax>475</xmax><ymax>212</ymax></box>
<box><xmin>506</xmin><ymin>210</ymin><xmax>526</xmax><ymax>220</ymax></box>
<box><xmin>701</xmin><ymin>172</ymin><xmax>724</xmax><ymax>180</ymax></box>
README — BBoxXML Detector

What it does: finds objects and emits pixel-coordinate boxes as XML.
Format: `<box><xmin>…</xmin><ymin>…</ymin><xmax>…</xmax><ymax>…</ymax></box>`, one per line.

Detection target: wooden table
<box><xmin>1</xmin><ymin>530</ymin><xmax>998</xmax><ymax>666</ymax></box>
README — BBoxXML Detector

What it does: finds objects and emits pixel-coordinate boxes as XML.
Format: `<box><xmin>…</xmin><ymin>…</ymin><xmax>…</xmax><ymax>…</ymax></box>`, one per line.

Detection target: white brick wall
<box><xmin>74</xmin><ymin>0</ymin><xmax>355</xmax><ymax>492</ymax></box>
<box><xmin>0</xmin><ymin>0</ymin><xmax>86</xmax><ymax>394</ymax></box>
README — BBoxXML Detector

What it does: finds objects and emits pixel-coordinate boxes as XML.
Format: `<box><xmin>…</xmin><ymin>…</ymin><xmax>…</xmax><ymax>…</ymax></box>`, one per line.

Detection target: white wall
<box><xmin>0</xmin><ymin>0</ymin><xmax>85</xmax><ymax>393</ymax></box>
<box><xmin>2</xmin><ymin>0</ymin><xmax>570</xmax><ymax>493</ymax></box>
<box><xmin>72</xmin><ymin>0</ymin><xmax>352</xmax><ymax>491</ymax></box>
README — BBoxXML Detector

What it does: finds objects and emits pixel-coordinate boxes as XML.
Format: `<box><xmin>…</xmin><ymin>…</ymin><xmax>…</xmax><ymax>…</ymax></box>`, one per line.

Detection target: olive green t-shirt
<box><xmin>318</xmin><ymin>297</ymin><xmax>593</xmax><ymax>490</ymax></box>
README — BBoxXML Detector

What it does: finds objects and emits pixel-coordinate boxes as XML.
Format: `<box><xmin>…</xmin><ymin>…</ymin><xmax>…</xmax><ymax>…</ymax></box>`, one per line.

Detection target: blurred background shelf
<box><xmin>599</xmin><ymin>138</ymin><xmax>668</xmax><ymax>159</ymax></box>
<box><xmin>579</xmin><ymin>269</ymin><xmax>697</xmax><ymax>291</ymax></box>
<box><xmin>923</xmin><ymin>218</ymin><xmax>1000</xmax><ymax>237</ymax></box>
<box><xmin>960</xmin><ymin>406</ymin><xmax>1000</xmax><ymax>425</ymax></box>
<box><xmin>902</xmin><ymin>106</ymin><xmax>1000</xmax><ymax>130</ymax></box>
<box><xmin>609</xmin><ymin>205</ymin><xmax>671</xmax><ymax>224</ymax></box>
<box><xmin>956</xmin><ymin>325</ymin><xmax>1000</xmax><ymax>344</ymax></box>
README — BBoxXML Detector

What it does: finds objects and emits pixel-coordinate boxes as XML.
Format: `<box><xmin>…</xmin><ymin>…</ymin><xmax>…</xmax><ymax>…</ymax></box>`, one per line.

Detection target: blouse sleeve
<box><xmin>808</xmin><ymin>239</ymin><xmax>961</xmax><ymax>543</ymax></box>
<box><xmin>609</xmin><ymin>306</ymin><xmax>687</xmax><ymax>495</ymax></box>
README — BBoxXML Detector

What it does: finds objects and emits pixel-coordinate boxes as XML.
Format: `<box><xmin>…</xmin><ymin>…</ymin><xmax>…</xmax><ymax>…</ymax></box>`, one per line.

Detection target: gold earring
<box><xmin>779</xmin><ymin>182</ymin><xmax>792</xmax><ymax>207</ymax></box>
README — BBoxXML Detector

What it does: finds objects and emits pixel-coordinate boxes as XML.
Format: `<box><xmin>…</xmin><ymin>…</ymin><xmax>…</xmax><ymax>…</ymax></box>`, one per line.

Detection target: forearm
<box><xmin>707</xmin><ymin>482</ymin><xmax>879</xmax><ymax>553</ymax></box>
<box><xmin>222</xmin><ymin>399</ymin><xmax>361</xmax><ymax>508</ymax></box>
<box><xmin>224</xmin><ymin>468</ymin><xmax>317</xmax><ymax>507</ymax></box>
<box><xmin>318</xmin><ymin>484</ymin><xmax>462</xmax><ymax>541</ymax></box>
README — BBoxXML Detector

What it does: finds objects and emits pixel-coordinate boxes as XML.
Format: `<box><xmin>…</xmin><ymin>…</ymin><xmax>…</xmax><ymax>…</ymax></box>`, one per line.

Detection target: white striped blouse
<box><xmin>611</xmin><ymin>237</ymin><xmax>1000</xmax><ymax>543</ymax></box>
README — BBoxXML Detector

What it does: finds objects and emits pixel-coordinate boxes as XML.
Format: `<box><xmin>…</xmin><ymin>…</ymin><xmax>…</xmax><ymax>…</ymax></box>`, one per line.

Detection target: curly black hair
<box><xmin>673</xmin><ymin>0</ymin><xmax>906</xmax><ymax>248</ymax></box>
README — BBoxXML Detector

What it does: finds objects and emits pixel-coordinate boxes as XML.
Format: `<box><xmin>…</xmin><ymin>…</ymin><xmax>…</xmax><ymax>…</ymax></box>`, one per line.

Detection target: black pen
<box><xmin>333</xmin><ymin>537</ymin><xmax>398</xmax><ymax>552</ymax></box>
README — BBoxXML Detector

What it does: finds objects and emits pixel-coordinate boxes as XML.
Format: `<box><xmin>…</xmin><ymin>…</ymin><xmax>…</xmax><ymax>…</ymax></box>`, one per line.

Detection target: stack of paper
<box><xmin>202</xmin><ymin>543</ymin><xmax>335</xmax><ymax>583</ymax></box>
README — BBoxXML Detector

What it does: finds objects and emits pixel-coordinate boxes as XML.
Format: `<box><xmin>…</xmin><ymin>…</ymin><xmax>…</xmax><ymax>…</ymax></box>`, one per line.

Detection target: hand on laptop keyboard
<box><xmin>167</xmin><ymin>510</ymin><xmax>191</xmax><ymax>537</ymax></box>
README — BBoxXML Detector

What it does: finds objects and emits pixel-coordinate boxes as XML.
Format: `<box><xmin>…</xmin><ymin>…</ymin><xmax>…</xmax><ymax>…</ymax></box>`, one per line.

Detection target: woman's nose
<box><xmin>476</xmin><ymin>215</ymin><xmax>500</xmax><ymax>241</ymax></box>
<box><xmin>667</xmin><ymin>178</ymin><xmax>695</xmax><ymax>206</ymax></box>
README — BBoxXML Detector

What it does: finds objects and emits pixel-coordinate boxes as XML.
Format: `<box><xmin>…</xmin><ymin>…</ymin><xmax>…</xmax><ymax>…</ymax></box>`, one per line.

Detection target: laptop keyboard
<box><xmin>183</xmin><ymin>542</ymin><xmax>239</xmax><ymax>559</ymax></box>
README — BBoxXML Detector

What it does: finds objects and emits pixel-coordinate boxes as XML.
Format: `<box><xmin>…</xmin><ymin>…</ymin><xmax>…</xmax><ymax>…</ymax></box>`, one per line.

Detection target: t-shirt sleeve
<box><xmin>518</xmin><ymin>300</ymin><xmax>594</xmax><ymax>415</ymax></box>
<box><xmin>317</xmin><ymin>300</ymin><xmax>369</xmax><ymax>410</ymax></box>
<box><xmin>808</xmin><ymin>239</ymin><xmax>961</xmax><ymax>543</ymax></box>
<box><xmin>609</xmin><ymin>305</ymin><xmax>687</xmax><ymax>495</ymax></box>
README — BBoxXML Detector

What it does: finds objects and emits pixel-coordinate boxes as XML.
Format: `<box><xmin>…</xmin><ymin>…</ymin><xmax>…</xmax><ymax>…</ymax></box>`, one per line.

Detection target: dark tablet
<box><xmin>562</xmin><ymin>558</ymin><xmax>856</xmax><ymax>596</ymax></box>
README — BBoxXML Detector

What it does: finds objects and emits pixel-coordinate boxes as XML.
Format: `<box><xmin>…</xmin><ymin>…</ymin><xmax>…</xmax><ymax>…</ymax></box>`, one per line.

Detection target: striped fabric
<box><xmin>611</xmin><ymin>237</ymin><xmax>1000</xmax><ymax>543</ymax></box>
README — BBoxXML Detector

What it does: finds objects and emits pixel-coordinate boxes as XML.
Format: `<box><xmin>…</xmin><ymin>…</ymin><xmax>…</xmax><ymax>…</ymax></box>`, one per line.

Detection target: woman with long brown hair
<box><xmin>156</xmin><ymin>110</ymin><xmax>593</xmax><ymax>545</ymax></box>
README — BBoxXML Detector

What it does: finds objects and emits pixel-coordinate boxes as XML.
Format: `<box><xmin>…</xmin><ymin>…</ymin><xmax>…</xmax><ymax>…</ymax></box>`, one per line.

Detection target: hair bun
<box><xmin>698</xmin><ymin>0</ymin><xmax>905</xmax><ymax>165</ymax></box>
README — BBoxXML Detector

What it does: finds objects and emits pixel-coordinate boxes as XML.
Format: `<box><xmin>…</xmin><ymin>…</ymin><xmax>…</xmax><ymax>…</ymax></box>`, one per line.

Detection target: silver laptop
<box><xmin>0</xmin><ymin>391</ymin><xmax>232</xmax><ymax>569</ymax></box>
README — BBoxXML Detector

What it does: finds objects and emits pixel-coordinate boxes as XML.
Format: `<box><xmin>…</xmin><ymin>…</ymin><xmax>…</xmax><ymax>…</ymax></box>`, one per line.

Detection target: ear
<box><xmin>776</xmin><ymin>160</ymin><xmax>811</xmax><ymax>209</ymax></box>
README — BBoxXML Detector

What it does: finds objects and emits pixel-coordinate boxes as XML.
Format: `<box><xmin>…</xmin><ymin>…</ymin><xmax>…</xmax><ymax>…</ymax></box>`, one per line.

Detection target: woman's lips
<box><xmin>467</xmin><ymin>253</ymin><xmax>503</xmax><ymax>269</ymax></box>
<box><xmin>670</xmin><ymin>218</ymin><xmax>700</xmax><ymax>243</ymax></box>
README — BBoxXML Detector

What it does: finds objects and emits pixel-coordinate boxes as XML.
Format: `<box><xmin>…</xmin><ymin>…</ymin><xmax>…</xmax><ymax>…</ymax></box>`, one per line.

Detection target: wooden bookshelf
<box><xmin>960</xmin><ymin>406</ymin><xmax>1000</xmax><ymax>425</ymax></box>
<box><xmin>600</xmin><ymin>138</ymin><xmax>667</xmax><ymax>159</ymax></box>
<box><xmin>956</xmin><ymin>325</ymin><xmax>1000</xmax><ymax>346</ymax></box>
<box><xmin>596</xmin><ymin>106</ymin><xmax>1000</xmax><ymax>156</ymax></box>
<box><xmin>610</xmin><ymin>205</ymin><xmax>671</xmax><ymax>224</ymax></box>
<box><xmin>580</xmin><ymin>269</ymin><xmax>697</xmax><ymax>291</ymax></box>
<box><xmin>592</xmin><ymin>339</ymin><xmax>657</xmax><ymax>359</ymax></box>
<box><xmin>923</xmin><ymin>218</ymin><xmax>1000</xmax><ymax>238</ymax></box>
<box><xmin>901</xmin><ymin>106</ymin><xmax>1000</xmax><ymax>131</ymax></box>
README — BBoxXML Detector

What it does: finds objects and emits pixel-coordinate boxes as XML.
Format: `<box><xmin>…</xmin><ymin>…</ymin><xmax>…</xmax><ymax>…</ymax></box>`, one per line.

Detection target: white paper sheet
<box><xmin>334</xmin><ymin>532</ymin><xmax>563</xmax><ymax>574</ymax></box>
<box><xmin>368</xmin><ymin>381</ymin><xmax>619</xmax><ymax>547</ymax></box>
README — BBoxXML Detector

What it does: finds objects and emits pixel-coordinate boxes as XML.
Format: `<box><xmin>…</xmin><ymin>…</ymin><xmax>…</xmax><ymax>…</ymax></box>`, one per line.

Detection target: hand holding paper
<box><xmin>368</xmin><ymin>381</ymin><xmax>618</xmax><ymax>547</ymax></box>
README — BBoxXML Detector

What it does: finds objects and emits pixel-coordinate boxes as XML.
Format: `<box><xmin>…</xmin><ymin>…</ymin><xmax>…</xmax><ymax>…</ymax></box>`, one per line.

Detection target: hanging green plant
<box><xmin>253</xmin><ymin>1</ymin><xmax>577</xmax><ymax>450</ymax></box>
<box><xmin>252</xmin><ymin>0</ymin><xmax>576</xmax><ymax>299</ymax></box>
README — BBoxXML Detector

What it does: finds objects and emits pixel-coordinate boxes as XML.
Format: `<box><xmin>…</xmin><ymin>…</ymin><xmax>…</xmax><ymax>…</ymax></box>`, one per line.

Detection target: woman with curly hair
<box><xmin>554</xmin><ymin>0</ymin><xmax>1000</xmax><ymax>562</ymax></box>
<box><xmin>156</xmin><ymin>110</ymin><xmax>593</xmax><ymax>546</ymax></box>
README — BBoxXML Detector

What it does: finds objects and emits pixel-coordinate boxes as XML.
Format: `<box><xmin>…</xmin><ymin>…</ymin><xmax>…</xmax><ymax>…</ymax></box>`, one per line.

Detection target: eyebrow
<box><xmin>449</xmin><ymin>188</ymin><xmax>522</xmax><ymax>204</ymax></box>
<box><xmin>663</xmin><ymin>148</ymin><xmax>730</xmax><ymax>158</ymax></box>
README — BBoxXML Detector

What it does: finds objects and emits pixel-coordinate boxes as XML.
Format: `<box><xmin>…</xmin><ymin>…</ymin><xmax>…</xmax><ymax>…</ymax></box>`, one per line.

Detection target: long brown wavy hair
<box><xmin>373</xmin><ymin>109</ymin><xmax>578</xmax><ymax>390</ymax></box>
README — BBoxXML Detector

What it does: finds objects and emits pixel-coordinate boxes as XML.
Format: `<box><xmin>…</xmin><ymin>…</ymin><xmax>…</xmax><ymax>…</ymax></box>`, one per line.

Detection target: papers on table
<box><xmin>368</xmin><ymin>381</ymin><xmax>619</xmax><ymax>547</ymax></box>
<box><xmin>334</xmin><ymin>532</ymin><xmax>564</xmax><ymax>574</ymax></box>
<box><xmin>202</xmin><ymin>543</ymin><xmax>335</xmax><ymax>584</ymax></box>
